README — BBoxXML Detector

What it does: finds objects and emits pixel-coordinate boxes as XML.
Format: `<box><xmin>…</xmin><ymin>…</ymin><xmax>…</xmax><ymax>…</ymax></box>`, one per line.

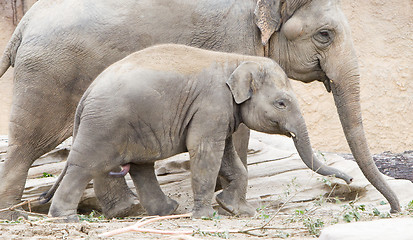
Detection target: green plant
<box><xmin>195</xmin><ymin>229</ymin><xmax>229</xmax><ymax>239</ymax></box>
<box><xmin>372</xmin><ymin>208</ymin><xmax>381</xmax><ymax>216</ymax></box>
<box><xmin>39</xmin><ymin>172</ymin><xmax>54</xmax><ymax>178</ymax></box>
<box><xmin>283</xmin><ymin>177</ymin><xmax>300</xmax><ymax>198</ymax></box>
<box><xmin>407</xmin><ymin>200</ymin><xmax>413</xmax><ymax>214</ymax></box>
<box><xmin>303</xmin><ymin>217</ymin><xmax>324</xmax><ymax>237</ymax></box>
<box><xmin>341</xmin><ymin>201</ymin><xmax>365</xmax><ymax>222</ymax></box>
<box><xmin>0</xmin><ymin>216</ymin><xmax>25</xmax><ymax>224</ymax></box>
<box><xmin>274</xmin><ymin>230</ymin><xmax>290</xmax><ymax>239</ymax></box>
<box><xmin>316</xmin><ymin>151</ymin><xmax>327</xmax><ymax>162</ymax></box>
<box><xmin>256</xmin><ymin>205</ymin><xmax>271</xmax><ymax>221</ymax></box>
<box><xmin>318</xmin><ymin>177</ymin><xmax>332</xmax><ymax>188</ymax></box>
<box><xmin>334</xmin><ymin>197</ymin><xmax>342</xmax><ymax>204</ymax></box>
<box><xmin>288</xmin><ymin>209</ymin><xmax>324</xmax><ymax>237</ymax></box>
<box><xmin>78</xmin><ymin>210</ymin><xmax>105</xmax><ymax>222</ymax></box>
<box><xmin>201</xmin><ymin>211</ymin><xmax>221</xmax><ymax>221</ymax></box>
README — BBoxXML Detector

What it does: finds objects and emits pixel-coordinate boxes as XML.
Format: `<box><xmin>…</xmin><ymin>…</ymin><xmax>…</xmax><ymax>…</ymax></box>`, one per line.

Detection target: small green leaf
<box><xmin>40</xmin><ymin>172</ymin><xmax>54</xmax><ymax>178</ymax></box>
<box><xmin>343</xmin><ymin>213</ymin><xmax>353</xmax><ymax>222</ymax></box>
<box><xmin>372</xmin><ymin>208</ymin><xmax>380</xmax><ymax>216</ymax></box>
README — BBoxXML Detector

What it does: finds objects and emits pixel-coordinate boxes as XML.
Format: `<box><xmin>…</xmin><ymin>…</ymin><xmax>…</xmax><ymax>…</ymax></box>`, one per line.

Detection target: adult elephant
<box><xmin>0</xmin><ymin>0</ymin><xmax>400</xmax><ymax>220</ymax></box>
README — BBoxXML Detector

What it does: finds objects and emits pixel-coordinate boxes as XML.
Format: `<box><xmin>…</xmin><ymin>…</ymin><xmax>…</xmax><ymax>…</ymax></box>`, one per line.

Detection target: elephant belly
<box><xmin>120</xmin><ymin>132</ymin><xmax>187</xmax><ymax>164</ymax></box>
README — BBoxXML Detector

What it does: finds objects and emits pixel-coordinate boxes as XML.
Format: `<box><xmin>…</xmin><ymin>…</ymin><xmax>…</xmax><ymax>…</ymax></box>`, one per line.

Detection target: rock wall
<box><xmin>291</xmin><ymin>0</ymin><xmax>412</xmax><ymax>153</ymax></box>
<box><xmin>0</xmin><ymin>1</ymin><xmax>15</xmax><ymax>138</ymax></box>
<box><xmin>0</xmin><ymin>0</ymin><xmax>411</xmax><ymax>153</ymax></box>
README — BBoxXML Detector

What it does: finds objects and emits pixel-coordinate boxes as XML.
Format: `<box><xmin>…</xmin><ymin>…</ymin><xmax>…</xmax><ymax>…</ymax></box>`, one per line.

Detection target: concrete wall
<box><xmin>0</xmin><ymin>0</ymin><xmax>411</xmax><ymax>153</ymax></box>
<box><xmin>291</xmin><ymin>0</ymin><xmax>412</xmax><ymax>153</ymax></box>
<box><xmin>0</xmin><ymin>1</ymin><xmax>15</xmax><ymax>138</ymax></box>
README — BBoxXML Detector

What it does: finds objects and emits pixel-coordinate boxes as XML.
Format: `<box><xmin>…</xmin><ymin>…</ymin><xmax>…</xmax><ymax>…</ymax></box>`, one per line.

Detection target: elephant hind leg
<box><xmin>48</xmin><ymin>163</ymin><xmax>93</xmax><ymax>222</ymax></box>
<box><xmin>129</xmin><ymin>163</ymin><xmax>178</xmax><ymax>216</ymax></box>
<box><xmin>93</xmin><ymin>168</ymin><xmax>141</xmax><ymax>218</ymax></box>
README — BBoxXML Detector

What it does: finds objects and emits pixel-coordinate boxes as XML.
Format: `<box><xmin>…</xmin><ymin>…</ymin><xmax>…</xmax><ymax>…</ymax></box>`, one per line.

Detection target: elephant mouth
<box><xmin>317</xmin><ymin>59</ymin><xmax>332</xmax><ymax>92</ymax></box>
<box><xmin>322</xmin><ymin>77</ymin><xmax>332</xmax><ymax>92</ymax></box>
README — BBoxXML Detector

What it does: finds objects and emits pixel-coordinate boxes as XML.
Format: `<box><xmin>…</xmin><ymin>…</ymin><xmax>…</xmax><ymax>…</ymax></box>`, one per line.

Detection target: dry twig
<box><xmin>98</xmin><ymin>212</ymin><xmax>309</xmax><ymax>238</ymax></box>
<box><xmin>0</xmin><ymin>198</ymin><xmax>39</xmax><ymax>214</ymax></box>
<box><xmin>99</xmin><ymin>213</ymin><xmax>192</xmax><ymax>237</ymax></box>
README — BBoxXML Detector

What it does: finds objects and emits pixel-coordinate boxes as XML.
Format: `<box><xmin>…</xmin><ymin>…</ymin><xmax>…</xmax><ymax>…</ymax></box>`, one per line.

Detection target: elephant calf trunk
<box><xmin>307</xmin><ymin>153</ymin><xmax>353</xmax><ymax>184</ymax></box>
<box><xmin>292</xmin><ymin>134</ymin><xmax>353</xmax><ymax>184</ymax></box>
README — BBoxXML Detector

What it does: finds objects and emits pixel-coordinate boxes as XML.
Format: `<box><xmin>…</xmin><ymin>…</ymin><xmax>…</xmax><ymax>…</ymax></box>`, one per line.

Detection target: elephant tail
<box><xmin>39</xmin><ymin>164</ymin><xmax>68</xmax><ymax>204</ymax></box>
<box><xmin>0</xmin><ymin>51</ymin><xmax>11</xmax><ymax>79</ymax></box>
<box><xmin>73</xmin><ymin>88</ymin><xmax>89</xmax><ymax>141</ymax></box>
<box><xmin>0</xmin><ymin>40</ymin><xmax>13</xmax><ymax>79</ymax></box>
<box><xmin>0</xmin><ymin>19</ymin><xmax>25</xmax><ymax>78</ymax></box>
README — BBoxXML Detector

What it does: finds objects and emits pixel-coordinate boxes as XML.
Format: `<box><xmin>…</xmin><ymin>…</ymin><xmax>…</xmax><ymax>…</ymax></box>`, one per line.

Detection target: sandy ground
<box><xmin>0</xmin><ymin>214</ymin><xmax>321</xmax><ymax>239</ymax></box>
<box><xmin>1</xmin><ymin>198</ymin><xmax>412</xmax><ymax>239</ymax></box>
<box><xmin>0</xmin><ymin>195</ymin><xmax>412</xmax><ymax>239</ymax></box>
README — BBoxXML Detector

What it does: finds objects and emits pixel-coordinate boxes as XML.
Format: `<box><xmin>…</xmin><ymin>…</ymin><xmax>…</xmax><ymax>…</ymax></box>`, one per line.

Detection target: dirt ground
<box><xmin>6</xmin><ymin>198</ymin><xmax>410</xmax><ymax>239</ymax></box>
<box><xmin>0</xmin><ymin>214</ymin><xmax>319</xmax><ymax>239</ymax></box>
<box><xmin>1</xmin><ymin>199</ymin><xmax>412</xmax><ymax>239</ymax></box>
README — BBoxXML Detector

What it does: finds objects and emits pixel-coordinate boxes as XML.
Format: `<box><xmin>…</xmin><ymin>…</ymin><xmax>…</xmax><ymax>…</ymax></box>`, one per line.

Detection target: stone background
<box><xmin>0</xmin><ymin>0</ymin><xmax>412</xmax><ymax>153</ymax></box>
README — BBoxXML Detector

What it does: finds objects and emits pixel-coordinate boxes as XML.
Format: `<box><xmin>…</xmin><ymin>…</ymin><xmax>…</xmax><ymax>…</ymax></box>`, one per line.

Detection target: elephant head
<box><xmin>254</xmin><ymin>0</ymin><xmax>400</xmax><ymax>212</ymax></box>
<box><xmin>226</xmin><ymin>61</ymin><xmax>352</xmax><ymax>184</ymax></box>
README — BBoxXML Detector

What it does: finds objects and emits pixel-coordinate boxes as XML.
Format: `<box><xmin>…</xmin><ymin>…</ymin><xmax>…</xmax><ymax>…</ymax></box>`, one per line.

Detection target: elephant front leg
<box><xmin>188</xmin><ymin>137</ymin><xmax>226</xmax><ymax>219</ymax></box>
<box><xmin>129</xmin><ymin>162</ymin><xmax>178</xmax><ymax>216</ymax></box>
<box><xmin>216</xmin><ymin>136</ymin><xmax>255</xmax><ymax>217</ymax></box>
<box><xmin>49</xmin><ymin>164</ymin><xmax>92</xmax><ymax>222</ymax></box>
<box><xmin>93</xmin><ymin>167</ymin><xmax>139</xmax><ymax>218</ymax></box>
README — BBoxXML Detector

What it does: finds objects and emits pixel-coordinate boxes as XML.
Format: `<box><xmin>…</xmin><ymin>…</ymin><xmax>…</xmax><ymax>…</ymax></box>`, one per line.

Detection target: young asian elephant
<box><xmin>48</xmin><ymin>44</ymin><xmax>352</xmax><ymax>221</ymax></box>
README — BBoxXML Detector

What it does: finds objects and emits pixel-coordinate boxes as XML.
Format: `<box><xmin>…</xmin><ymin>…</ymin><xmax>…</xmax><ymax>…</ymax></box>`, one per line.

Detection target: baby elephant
<box><xmin>48</xmin><ymin>44</ymin><xmax>352</xmax><ymax>221</ymax></box>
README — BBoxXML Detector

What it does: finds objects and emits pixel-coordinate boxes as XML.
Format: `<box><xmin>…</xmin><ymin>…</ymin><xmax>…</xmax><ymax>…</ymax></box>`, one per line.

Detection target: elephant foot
<box><xmin>0</xmin><ymin>209</ymin><xmax>28</xmax><ymax>221</ymax></box>
<box><xmin>145</xmin><ymin>197</ymin><xmax>179</xmax><ymax>216</ymax></box>
<box><xmin>48</xmin><ymin>207</ymin><xmax>80</xmax><ymax>223</ymax></box>
<box><xmin>52</xmin><ymin>214</ymin><xmax>80</xmax><ymax>223</ymax></box>
<box><xmin>103</xmin><ymin>201</ymin><xmax>144</xmax><ymax>219</ymax></box>
<box><xmin>216</xmin><ymin>192</ymin><xmax>255</xmax><ymax>217</ymax></box>
<box><xmin>192</xmin><ymin>206</ymin><xmax>215</xmax><ymax>219</ymax></box>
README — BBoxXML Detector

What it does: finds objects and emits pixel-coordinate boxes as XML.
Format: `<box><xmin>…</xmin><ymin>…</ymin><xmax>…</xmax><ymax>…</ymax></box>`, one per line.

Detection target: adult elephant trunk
<box><xmin>291</xmin><ymin>115</ymin><xmax>353</xmax><ymax>184</ymax></box>
<box><xmin>324</xmin><ymin>48</ymin><xmax>401</xmax><ymax>213</ymax></box>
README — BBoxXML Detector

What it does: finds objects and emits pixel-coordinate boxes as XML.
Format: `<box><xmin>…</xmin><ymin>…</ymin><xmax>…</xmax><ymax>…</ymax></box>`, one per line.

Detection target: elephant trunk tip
<box><xmin>344</xmin><ymin>176</ymin><xmax>353</xmax><ymax>185</ymax></box>
<box><xmin>332</xmin><ymin>172</ymin><xmax>353</xmax><ymax>185</ymax></box>
<box><xmin>390</xmin><ymin>204</ymin><xmax>401</xmax><ymax>213</ymax></box>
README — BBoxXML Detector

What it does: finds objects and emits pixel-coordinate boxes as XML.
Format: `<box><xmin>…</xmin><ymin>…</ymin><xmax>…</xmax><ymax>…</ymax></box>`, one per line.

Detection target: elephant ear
<box><xmin>254</xmin><ymin>0</ymin><xmax>310</xmax><ymax>46</ymax></box>
<box><xmin>226</xmin><ymin>62</ymin><xmax>261</xmax><ymax>104</ymax></box>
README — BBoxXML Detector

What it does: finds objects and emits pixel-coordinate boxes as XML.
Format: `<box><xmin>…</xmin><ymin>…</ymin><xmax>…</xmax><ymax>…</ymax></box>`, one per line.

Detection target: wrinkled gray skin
<box><xmin>47</xmin><ymin>44</ymin><xmax>352</xmax><ymax>221</ymax></box>
<box><xmin>0</xmin><ymin>0</ymin><xmax>400</xmax><ymax>220</ymax></box>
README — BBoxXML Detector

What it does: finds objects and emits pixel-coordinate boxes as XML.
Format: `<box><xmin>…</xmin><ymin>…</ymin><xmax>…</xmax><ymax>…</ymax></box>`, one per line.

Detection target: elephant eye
<box><xmin>314</xmin><ymin>29</ymin><xmax>334</xmax><ymax>45</ymax></box>
<box><xmin>320</xmin><ymin>30</ymin><xmax>329</xmax><ymax>37</ymax></box>
<box><xmin>275</xmin><ymin>100</ymin><xmax>287</xmax><ymax>109</ymax></box>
